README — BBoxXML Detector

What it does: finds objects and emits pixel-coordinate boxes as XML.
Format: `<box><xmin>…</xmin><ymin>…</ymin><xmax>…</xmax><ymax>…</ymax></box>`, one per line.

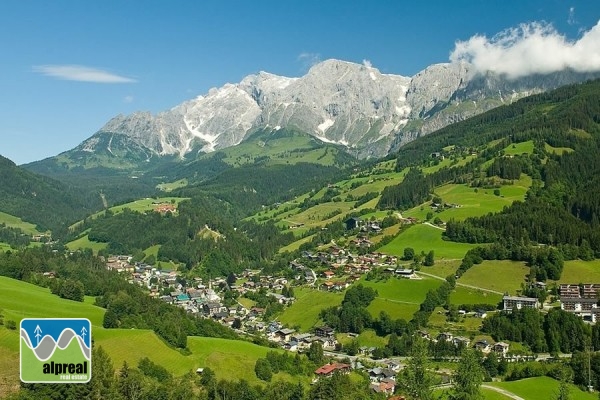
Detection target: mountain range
<box><xmin>26</xmin><ymin>59</ymin><xmax>600</xmax><ymax>174</ymax></box>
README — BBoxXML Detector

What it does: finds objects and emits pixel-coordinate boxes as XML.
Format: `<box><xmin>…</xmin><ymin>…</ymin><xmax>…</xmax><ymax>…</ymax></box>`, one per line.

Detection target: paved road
<box><xmin>417</xmin><ymin>270</ymin><xmax>504</xmax><ymax>295</ymax></box>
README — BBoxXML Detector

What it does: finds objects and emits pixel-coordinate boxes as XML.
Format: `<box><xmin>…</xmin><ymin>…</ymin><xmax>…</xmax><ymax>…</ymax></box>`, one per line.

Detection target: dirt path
<box><xmin>416</xmin><ymin>270</ymin><xmax>504</xmax><ymax>295</ymax></box>
<box><xmin>482</xmin><ymin>384</ymin><xmax>526</xmax><ymax>400</ymax></box>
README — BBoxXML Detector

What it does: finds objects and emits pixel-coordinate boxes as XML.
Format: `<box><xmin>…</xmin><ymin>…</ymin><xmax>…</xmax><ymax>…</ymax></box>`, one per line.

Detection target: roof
<box><xmin>315</xmin><ymin>363</ymin><xmax>351</xmax><ymax>375</ymax></box>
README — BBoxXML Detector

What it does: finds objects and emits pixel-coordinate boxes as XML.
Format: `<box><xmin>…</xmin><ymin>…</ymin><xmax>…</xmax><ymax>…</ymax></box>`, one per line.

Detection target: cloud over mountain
<box><xmin>450</xmin><ymin>20</ymin><xmax>600</xmax><ymax>79</ymax></box>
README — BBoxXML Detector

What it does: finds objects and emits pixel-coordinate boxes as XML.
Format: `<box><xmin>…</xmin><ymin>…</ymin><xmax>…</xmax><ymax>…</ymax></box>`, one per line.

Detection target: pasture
<box><xmin>277</xmin><ymin>287</ymin><xmax>344</xmax><ymax>331</ymax></box>
<box><xmin>489</xmin><ymin>376</ymin><xmax>597</xmax><ymax>400</ymax></box>
<box><xmin>66</xmin><ymin>233</ymin><xmax>108</xmax><ymax>253</ymax></box>
<box><xmin>503</xmin><ymin>140</ymin><xmax>534</xmax><ymax>155</ymax></box>
<box><xmin>456</xmin><ymin>260</ymin><xmax>529</xmax><ymax>295</ymax></box>
<box><xmin>557</xmin><ymin>260</ymin><xmax>600</xmax><ymax>284</ymax></box>
<box><xmin>0</xmin><ymin>211</ymin><xmax>41</xmax><ymax>235</ymax></box>
<box><xmin>449</xmin><ymin>286</ymin><xmax>503</xmax><ymax>306</ymax></box>
<box><xmin>403</xmin><ymin>175</ymin><xmax>531</xmax><ymax>222</ymax></box>
<box><xmin>379</xmin><ymin>224</ymin><xmax>476</xmax><ymax>260</ymax></box>
<box><xmin>0</xmin><ymin>276</ymin><xmax>286</xmax><ymax>385</ymax></box>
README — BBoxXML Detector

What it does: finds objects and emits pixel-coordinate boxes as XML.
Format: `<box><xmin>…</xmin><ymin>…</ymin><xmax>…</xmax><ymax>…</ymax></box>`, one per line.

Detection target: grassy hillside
<box><xmin>0</xmin><ymin>211</ymin><xmax>43</xmax><ymax>235</ymax></box>
<box><xmin>0</xmin><ymin>276</ymin><xmax>284</xmax><ymax>390</ymax></box>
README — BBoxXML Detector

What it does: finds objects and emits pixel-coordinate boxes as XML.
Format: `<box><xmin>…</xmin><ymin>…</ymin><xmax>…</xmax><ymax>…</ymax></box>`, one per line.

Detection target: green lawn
<box><xmin>489</xmin><ymin>376</ymin><xmax>597</xmax><ymax>400</ymax></box>
<box><xmin>379</xmin><ymin>224</ymin><xmax>476</xmax><ymax>260</ymax></box>
<box><xmin>419</xmin><ymin>260</ymin><xmax>461</xmax><ymax>279</ymax></box>
<box><xmin>557</xmin><ymin>260</ymin><xmax>600</xmax><ymax>283</ymax></box>
<box><xmin>156</xmin><ymin>178</ymin><xmax>188</xmax><ymax>192</ymax></box>
<box><xmin>457</xmin><ymin>260</ymin><xmax>529</xmax><ymax>295</ymax></box>
<box><xmin>449</xmin><ymin>286</ymin><xmax>503</xmax><ymax>305</ymax></box>
<box><xmin>336</xmin><ymin>329</ymin><xmax>387</xmax><ymax>348</ymax></box>
<box><xmin>278</xmin><ymin>288</ymin><xmax>344</xmax><ymax>331</ymax></box>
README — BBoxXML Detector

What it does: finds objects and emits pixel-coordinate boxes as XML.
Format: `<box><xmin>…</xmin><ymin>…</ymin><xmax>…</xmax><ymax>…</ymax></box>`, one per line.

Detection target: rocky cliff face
<box><xmin>75</xmin><ymin>59</ymin><xmax>600</xmax><ymax>161</ymax></box>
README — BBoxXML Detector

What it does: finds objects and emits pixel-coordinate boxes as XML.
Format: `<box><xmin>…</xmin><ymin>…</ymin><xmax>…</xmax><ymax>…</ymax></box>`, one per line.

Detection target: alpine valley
<box><xmin>3</xmin><ymin>64</ymin><xmax>600</xmax><ymax>399</ymax></box>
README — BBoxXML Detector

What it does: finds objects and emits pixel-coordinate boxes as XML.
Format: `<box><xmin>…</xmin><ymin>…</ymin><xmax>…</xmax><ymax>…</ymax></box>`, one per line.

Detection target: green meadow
<box><xmin>449</xmin><ymin>286</ymin><xmax>503</xmax><ymax>306</ymax></box>
<box><xmin>489</xmin><ymin>376</ymin><xmax>597</xmax><ymax>400</ymax></box>
<box><xmin>66</xmin><ymin>233</ymin><xmax>108</xmax><ymax>254</ymax></box>
<box><xmin>557</xmin><ymin>259</ymin><xmax>600</xmax><ymax>283</ymax></box>
<box><xmin>0</xmin><ymin>211</ymin><xmax>42</xmax><ymax>235</ymax></box>
<box><xmin>456</xmin><ymin>260</ymin><xmax>529</xmax><ymax>295</ymax></box>
<box><xmin>0</xmin><ymin>276</ymin><xmax>288</xmax><ymax>386</ymax></box>
<box><xmin>503</xmin><ymin>140</ymin><xmax>535</xmax><ymax>155</ymax></box>
<box><xmin>379</xmin><ymin>224</ymin><xmax>476</xmax><ymax>260</ymax></box>
<box><xmin>278</xmin><ymin>287</ymin><xmax>344</xmax><ymax>331</ymax></box>
<box><xmin>404</xmin><ymin>175</ymin><xmax>531</xmax><ymax>222</ymax></box>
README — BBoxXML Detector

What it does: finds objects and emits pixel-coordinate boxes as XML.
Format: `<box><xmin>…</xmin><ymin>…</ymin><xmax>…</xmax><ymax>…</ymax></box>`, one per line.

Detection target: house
<box><xmin>503</xmin><ymin>295</ymin><xmax>539</xmax><ymax>312</ymax></box>
<box><xmin>323</xmin><ymin>270</ymin><xmax>335</xmax><ymax>279</ymax></box>
<box><xmin>314</xmin><ymin>326</ymin><xmax>335</xmax><ymax>338</ymax></box>
<box><xmin>475</xmin><ymin>310</ymin><xmax>488</xmax><ymax>319</ymax></box>
<box><xmin>474</xmin><ymin>339</ymin><xmax>491</xmax><ymax>353</ymax></box>
<box><xmin>493</xmin><ymin>342</ymin><xmax>510</xmax><ymax>356</ymax></box>
<box><xmin>559</xmin><ymin>284</ymin><xmax>581</xmax><ymax>298</ymax></box>
<box><xmin>203</xmin><ymin>302</ymin><xmax>222</xmax><ymax>316</ymax></box>
<box><xmin>274</xmin><ymin>328</ymin><xmax>296</xmax><ymax>342</ymax></box>
<box><xmin>368</xmin><ymin>367</ymin><xmax>396</xmax><ymax>382</ymax></box>
<box><xmin>345</xmin><ymin>217</ymin><xmax>362</xmax><ymax>230</ymax></box>
<box><xmin>371</xmin><ymin>379</ymin><xmax>395</xmax><ymax>395</ymax></box>
<box><xmin>315</xmin><ymin>363</ymin><xmax>351</xmax><ymax>377</ymax></box>
<box><xmin>452</xmin><ymin>336</ymin><xmax>470</xmax><ymax>348</ymax></box>
<box><xmin>437</xmin><ymin>332</ymin><xmax>453</xmax><ymax>342</ymax></box>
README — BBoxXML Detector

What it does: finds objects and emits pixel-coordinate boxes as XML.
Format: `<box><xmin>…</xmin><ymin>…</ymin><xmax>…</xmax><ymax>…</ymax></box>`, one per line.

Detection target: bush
<box><xmin>6</xmin><ymin>320</ymin><xmax>16</xmax><ymax>330</ymax></box>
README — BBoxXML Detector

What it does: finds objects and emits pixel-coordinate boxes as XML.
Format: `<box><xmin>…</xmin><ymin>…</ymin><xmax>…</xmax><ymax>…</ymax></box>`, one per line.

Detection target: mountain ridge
<box><xmin>24</xmin><ymin>59</ymin><xmax>600</xmax><ymax>179</ymax></box>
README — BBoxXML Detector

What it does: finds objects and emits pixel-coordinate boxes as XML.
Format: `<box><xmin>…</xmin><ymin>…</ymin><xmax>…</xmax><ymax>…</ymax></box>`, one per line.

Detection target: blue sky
<box><xmin>1</xmin><ymin>1</ymin><xmax>598</xmax><ymax>164</ymax></box>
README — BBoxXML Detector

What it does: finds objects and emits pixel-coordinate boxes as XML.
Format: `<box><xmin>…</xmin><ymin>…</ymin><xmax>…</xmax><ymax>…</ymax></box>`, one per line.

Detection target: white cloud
<box><xmin>33</xmin><ymin>65</ymin><xmax>137</xmax><ymax>83</ymax></box>
<box><xmin>450</xmin><ymin>20</ymin><xmax>600</xmax><ymax>79</ymax></box>
<box><xmin>568</xmin><ymin>7</ymin><xmax>576</xmax><ymax>25</ymax></box>
<box><xmin>297</xmin><ymin>52</ymin><xmax>321</xmax><ymax>69</ymax></box>
<box><xmin>362</xmin><ymin>59</ymin><xmax>372</xmax><ymax>68</ymax></box>
<box><xmin>123</xmin><ymin>95</ymin><xmax>134</xmax><ymax>103</ymax></box>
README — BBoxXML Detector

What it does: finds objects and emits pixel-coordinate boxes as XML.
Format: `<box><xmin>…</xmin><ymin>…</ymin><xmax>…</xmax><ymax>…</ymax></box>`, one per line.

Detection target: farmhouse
<box><xmin>315</xmin><ymin>362</ymin><xmax>351</xmax><ymax>377</ymax></box>
<box><xmin>492</xmin><ymin>342</ymin><xmax>510</xmax><ymax>356</ymax></box>
<box><xmin>345</xmin><ymin>217</ymin><xmax>362</xmax><ymax>230</ymax></box>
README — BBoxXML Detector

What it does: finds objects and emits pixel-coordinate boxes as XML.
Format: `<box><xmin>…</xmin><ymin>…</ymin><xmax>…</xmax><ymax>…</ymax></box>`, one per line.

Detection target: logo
<box><xmin>20</xmin><ymin>318</ymin><xmax>91</xmax><ymax>383</ymax></box>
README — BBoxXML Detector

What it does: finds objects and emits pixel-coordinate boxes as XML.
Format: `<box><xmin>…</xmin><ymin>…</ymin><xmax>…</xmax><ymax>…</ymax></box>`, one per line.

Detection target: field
<box><xmin>0</xmin><ymin>211</ymin><xmax>41</xmax><ymax>235</ymax></box>
<box><xmin>0</xmin><ymin>276</ymin><xmax>286</xmax><ymax>387</ymax></box>
<box><xmin>404</xmin><ymin>175</ymin><xmax>531</xmax><ymax>222</ymax></box>
<box><xmin>558</xmin><ymin>260</ymin><xmax>600</xmax><ymax>283</ymax></box>
<box><xmin>489</xmin><ymin>376</ymin><xmax>597</xmax><ymax>400</ymax></box>
<box><xmin>69</xmin><ymin>197</ymin><xmax>189</xmax><ymax>230</ymax></box>
<box><xmin>456</xmin><ymin>260</ymin><xmax>529</xmax><ymax>295</ymax></box>
<box><xmin>503</xmin><ymin>140</ymin><xmax>535</xmax><ymax>155</ymax></box>
<box><xmin>379</xmin><ymin>224</ymin><xmax>476</xmax><ymax>260</ymax></box>
<box><xmin>277</xmin><ymin>287</ymin><xmax>344</xmax><ymax>331</ymax></box>
<box><xmin>66</xmin><ymin>233</ymin><xmax>108</xmax><ymax>253</ymax></box>
<box><xmin>449</xmin><ymin>286</ymin><xmax>503</xmax><ymax>306</ymax></box>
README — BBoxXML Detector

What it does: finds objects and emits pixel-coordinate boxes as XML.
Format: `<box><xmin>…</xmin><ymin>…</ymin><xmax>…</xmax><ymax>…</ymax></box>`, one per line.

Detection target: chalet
<box><xmin>437</xmin><ymin>332</ymin><xmax>453</xmax><ymax>342</ymax></box>
<box><xmin>321</xmin><ymin>281</ymin><xmax>334</xmax><ymax>291</ymax></box>
<box><xmin>475</xmin><ymin>310</ymin><xmax>488</xmax><ymax>319</ymax></box>
<box><xmin>395</xmin><ymin>268</ymin><xmax>415</xmax><ymax>277</ymax></box>
<box><xmin>368</xmin><ymin>367</ymin><xmax>396</xmax><ymax>382</ymax></box>
<box><xmin>493</xmin><ymin>342</ymin><xmax>510</xmax><ymax>356</ymax></box>
<box><xmin>203</xmin><ymin>302</ymin><xmax>222</xmax><ymax>316</ymax></box>
<box><xmin>452</xmin><ymin>336</ymin><xmax>470</xmax><ymax>348</ymax></box>
<box><xmin>502</xmin><ymin>295</ymin><xmax>539</xmax><ymax>312</ymax></box>
<box><xmin>315</xmin><ymin>363</ymin><xmax>351</xmax><ymax>377</ymax></box>
<box><xmin>314</xmin><ymin>326</ymin><xmax>335</xmax><ymax>338</ymax></box>
<box><xmin>323</xmin><ymin>270</ymin><xmax>335</xmax><ymax>279</ymax></box>
<box><xmin>274</xmin><ymin>328</ymin><xmax>296</xmax><ymax>342</ymax></box>
<box><xmin>474</xmin><ymin>339</ymin><xmax>491</xmax><ymax>353</ymax></box>
<box><xmin>371</xmin><ymin>380</ymin><xmax>395</xmax><ymax>395</ymax></box>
